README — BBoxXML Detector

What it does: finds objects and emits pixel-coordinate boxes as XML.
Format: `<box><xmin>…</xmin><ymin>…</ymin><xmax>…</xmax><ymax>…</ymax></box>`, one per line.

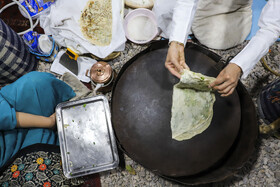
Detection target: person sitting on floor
<box><xmin>155</xmin><ymin>0</ymin><xmax>279</xmax><ymax>97</ymax></box>
<box><xmin>0</xmin><ymin>71</ymin><xmax>75</xmax><ymax>168</ymax></box>
<box><xmin>0</xmin><ymin>18</ymin><xmax>37</xmax><ymax>85</ymax></box>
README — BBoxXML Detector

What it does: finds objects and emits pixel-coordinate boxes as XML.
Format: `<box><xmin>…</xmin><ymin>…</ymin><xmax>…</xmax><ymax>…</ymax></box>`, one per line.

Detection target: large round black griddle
<box><xmin>111</xmin><ymin>41</ymin><xmax>258</xmax><ymax>185</ymax></box>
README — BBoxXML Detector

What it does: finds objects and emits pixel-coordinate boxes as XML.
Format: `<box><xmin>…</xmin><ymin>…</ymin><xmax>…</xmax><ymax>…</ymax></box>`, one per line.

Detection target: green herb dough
<box><xmin>171</xmin><ymin>70</ymin><xmax>216</xmax><ymax>141</ymax></box>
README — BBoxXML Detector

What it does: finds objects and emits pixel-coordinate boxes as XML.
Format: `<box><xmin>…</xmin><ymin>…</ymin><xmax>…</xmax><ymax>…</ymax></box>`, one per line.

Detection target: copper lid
<box><xmin>90</xmin><ymin>61</ymin><xmax>113</xmax><ymax>84</ymax></box>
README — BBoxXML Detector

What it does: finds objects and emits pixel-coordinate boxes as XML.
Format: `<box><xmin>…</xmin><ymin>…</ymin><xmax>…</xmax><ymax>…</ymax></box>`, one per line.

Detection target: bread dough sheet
<box><xmin>171</xmin><ymin>70</ymin><xmax>216</xmax><ymax>141</ymax></box>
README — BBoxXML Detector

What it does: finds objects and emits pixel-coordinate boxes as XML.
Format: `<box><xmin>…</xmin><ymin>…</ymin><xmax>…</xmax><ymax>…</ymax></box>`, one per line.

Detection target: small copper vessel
<box><xmin>86</xmin><ymin>61</ymin><xmax>115</xmax><ymax>93</ymax></box>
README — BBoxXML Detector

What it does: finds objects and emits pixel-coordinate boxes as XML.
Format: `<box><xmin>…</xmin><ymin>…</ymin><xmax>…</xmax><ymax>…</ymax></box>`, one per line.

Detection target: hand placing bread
<box><xmin>125</xmin><ymin>0</ymin><xmax>154</xmax><ymax>9</ymax></box>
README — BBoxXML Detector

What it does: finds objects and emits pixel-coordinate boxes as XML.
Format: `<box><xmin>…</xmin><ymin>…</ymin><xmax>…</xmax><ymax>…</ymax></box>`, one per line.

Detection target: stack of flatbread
<box><xmin>80</xmin><ymin>0</ymin><xmax>112</xmax><ymax>46</ymax></box>
<box><xmin>171</xmin><ymin>70</ymin><xmax>216</xmax><ymax>141</ymax></box>
<box><xmin>125</xmin><ymin>0</ymin><xmax>154</xmax><ymax>9</ymax></box>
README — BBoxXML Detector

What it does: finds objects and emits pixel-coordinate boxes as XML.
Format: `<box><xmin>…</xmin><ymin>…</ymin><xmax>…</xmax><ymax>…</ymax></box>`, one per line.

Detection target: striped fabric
<box><xmin>0</xmin><ymin>19</ymin><xmax>37</xmax><ymax>84</ymax></box>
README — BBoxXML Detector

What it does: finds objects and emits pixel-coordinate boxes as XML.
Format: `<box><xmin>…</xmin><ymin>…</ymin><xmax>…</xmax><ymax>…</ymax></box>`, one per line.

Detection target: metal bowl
<box><xmin>124</xmin><ymin>8</ymin><xmax>158</xmax><ymax>44</ymax></box>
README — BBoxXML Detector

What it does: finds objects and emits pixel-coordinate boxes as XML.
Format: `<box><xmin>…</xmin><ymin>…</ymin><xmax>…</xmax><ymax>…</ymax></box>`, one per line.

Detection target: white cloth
<box><xmin>153</xmin><ymin>0</ymin><xmax>198</xmax><ymax>45</ymax></box>
<box><xmin>51</xmin><ymin>50</ymin><xmax>97</xmax><ymax>82</ymax></box>
<box><xmin>152</xmin><ymin>0</ymin><xmax>176</xmax><ymax>39</ymax></box>
<box><xmin>231</xmin><ymin>0</ymin><xmax>280</xmax><ymax>78</ymax></box>
<box><xmin>39</xmin><ymin>0</ymin><xmax>126</xmax><ymax>58</ymax></box>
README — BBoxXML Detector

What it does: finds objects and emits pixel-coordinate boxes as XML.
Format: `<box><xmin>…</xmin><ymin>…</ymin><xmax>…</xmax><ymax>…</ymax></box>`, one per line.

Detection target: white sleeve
<box><xmin>169</xmin><ymin>0</ymin><xmax>198</xmax><ymax>45</ymax></box>
<box><xmin>231</xmin><ymin>0</ymin><xmax>280</xmax><ymax>78</ymax></box>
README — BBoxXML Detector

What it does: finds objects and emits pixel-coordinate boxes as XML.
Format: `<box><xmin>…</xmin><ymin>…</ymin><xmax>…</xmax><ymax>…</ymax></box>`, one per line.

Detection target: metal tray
<box><xmin>56</xmin><ymin>95</ymin><xmax>119</xmax><ymax>178</ymax></box>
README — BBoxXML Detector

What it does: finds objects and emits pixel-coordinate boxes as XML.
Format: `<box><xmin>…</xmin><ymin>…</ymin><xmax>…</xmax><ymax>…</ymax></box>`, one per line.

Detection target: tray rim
<box><xmin>56</xmin><ymin>95</ymin><xmax>119</xmax><ymax>178</ymax></box>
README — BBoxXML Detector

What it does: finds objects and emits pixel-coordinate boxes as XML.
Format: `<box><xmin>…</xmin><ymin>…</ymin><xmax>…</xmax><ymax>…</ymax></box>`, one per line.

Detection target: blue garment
<box><xmin>259</xmin><ymin>79</ymin><xmax>280</xmax><ymax>123</ymax></box>
<box><xmin>0</xmin><ymin>71</ymin><xmax>75</xmax><ymax>167</ymax></box>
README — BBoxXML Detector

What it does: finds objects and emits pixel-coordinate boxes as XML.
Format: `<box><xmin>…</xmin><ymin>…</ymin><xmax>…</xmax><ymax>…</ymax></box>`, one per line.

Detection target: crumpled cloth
<box><xmin>39</xmin><ymin>0</ymin><xmax>126</xmax><ymax>58</ymax></box>
<box><xmin>61</xmin><ymin>72</ymin><xmax>95</xmax><ymax>101</ymax></box>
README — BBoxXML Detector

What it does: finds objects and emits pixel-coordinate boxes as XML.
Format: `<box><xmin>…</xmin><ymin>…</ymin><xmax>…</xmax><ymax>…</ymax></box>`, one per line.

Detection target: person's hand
<box><xmin>165</xmin><ymin>41</ymin><xmax>189</xmax><ymax>78</ymax></box>
<box><xmin>209</xmin><ymin>63</ymin><xmax>242</xmax><ymax>97</ymax></box>
<box><xmin>49</xmin><ymin>113</ymin><xmax>56</xmax><ymax>129</ymax></box>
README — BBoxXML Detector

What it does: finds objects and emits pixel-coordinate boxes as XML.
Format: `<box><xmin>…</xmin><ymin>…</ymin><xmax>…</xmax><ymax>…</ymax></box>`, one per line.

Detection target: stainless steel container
<box><xmin>56</xmin><ymin>96</ymin><xmax>119</xmax><ymax>178</ymax></box>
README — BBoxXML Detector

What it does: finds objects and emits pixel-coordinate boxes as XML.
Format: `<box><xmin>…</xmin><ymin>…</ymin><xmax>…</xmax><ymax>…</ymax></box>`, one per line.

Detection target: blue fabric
<box><xmin>0</xmin><ymin>71</ymin><xmax>75</xmax><ymax>167</ymax></box>
<box><xmin>246</xmin><ymin>0</ymin><xmax>267</xmax><ymax>40</ymax></box>
<box><xmin>246</xmin><ymin>0</ymin><xmax>280</xmax><ymax>41</ymax></box>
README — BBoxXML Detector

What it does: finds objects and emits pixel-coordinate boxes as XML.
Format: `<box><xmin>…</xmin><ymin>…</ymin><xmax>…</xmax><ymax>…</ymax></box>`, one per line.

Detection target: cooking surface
<box><xmin>112</xmin><ymin>43</ymin><xmax>241</xmax><ymax>177</ymax></box>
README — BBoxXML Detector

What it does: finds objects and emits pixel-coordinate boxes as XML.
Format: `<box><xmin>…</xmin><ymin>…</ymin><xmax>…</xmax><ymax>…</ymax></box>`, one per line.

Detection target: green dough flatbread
<box><xmin>171</xmin><ymin>70</ymin><xmax>216</xmax><ymax>141</ymax></box>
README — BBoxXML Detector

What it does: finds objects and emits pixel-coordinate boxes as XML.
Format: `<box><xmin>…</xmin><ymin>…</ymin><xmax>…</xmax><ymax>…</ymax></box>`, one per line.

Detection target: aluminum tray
<box><xmin>56</xmin><ymin>95</ymin><xmax>119</xmax><ymax>178</ymax></box>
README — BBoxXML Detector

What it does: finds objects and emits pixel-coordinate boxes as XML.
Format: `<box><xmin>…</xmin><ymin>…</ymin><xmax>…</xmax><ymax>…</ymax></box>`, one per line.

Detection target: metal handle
<box><xmin>85</xmin><ymin>69</ymin><xmax>90</xmax><ymax>78</ymax></box>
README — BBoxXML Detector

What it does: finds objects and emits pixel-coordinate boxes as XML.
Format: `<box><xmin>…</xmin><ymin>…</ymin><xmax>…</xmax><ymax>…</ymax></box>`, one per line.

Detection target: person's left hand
<box><xmin>165</xmin><ymin>41</ymin><xmax>189</xmax><ymax>78</ymax></box>
<box><xmin>209</xmin><ymin>63</ymin><xmax>242</xmax><ymax>97</ymax></box>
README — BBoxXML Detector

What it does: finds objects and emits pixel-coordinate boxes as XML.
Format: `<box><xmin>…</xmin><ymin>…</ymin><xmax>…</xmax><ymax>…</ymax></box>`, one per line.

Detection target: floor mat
<box><xmin>0</xmin><ymin>144</ymin><xmax>101</xmax><ymax>187</ymax></box>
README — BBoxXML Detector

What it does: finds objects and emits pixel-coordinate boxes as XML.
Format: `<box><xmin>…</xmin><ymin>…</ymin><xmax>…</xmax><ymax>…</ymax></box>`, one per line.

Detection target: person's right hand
<box><xmin>209</xmin><ymin>63</ymin><xmax>242</xmax><ymax>97</ymax></box>
<box><xmin>165</xmin><ymin>41</ymin><xmax>189</xmax><ymax>78</ymax></box>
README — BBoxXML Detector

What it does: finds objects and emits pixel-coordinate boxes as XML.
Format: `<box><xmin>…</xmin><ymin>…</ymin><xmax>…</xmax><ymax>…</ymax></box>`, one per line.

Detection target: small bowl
<box><xmin>124</xmin><ymin>8</ymin><xmax>158</xmax><ymax>44</ymax></box>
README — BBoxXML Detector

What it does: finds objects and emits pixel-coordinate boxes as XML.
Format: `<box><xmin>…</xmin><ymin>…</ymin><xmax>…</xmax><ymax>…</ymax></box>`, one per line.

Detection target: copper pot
<box><xmin>86</xmin><ymin>61</ymin><xmax>115</xmax><ymax>93</ymax></box>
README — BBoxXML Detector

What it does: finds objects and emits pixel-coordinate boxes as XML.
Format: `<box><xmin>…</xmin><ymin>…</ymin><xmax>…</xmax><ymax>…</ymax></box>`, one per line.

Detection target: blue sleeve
<box><xmin>0</xmin><ymin>97</ymin><xmax>17</xmax><ymax>130</ymax></box>
<box><xmin>0</xmin><ymin>71</ymin><xmax>75</xmax><ymax>117</ymax></box>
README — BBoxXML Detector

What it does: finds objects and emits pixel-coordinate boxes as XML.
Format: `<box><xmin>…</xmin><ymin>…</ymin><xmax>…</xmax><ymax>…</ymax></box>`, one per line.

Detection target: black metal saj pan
<box><xmin>111</xmin><ymin>41</ymin><xmax>258</xmax><ymax>185</ymax></box>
